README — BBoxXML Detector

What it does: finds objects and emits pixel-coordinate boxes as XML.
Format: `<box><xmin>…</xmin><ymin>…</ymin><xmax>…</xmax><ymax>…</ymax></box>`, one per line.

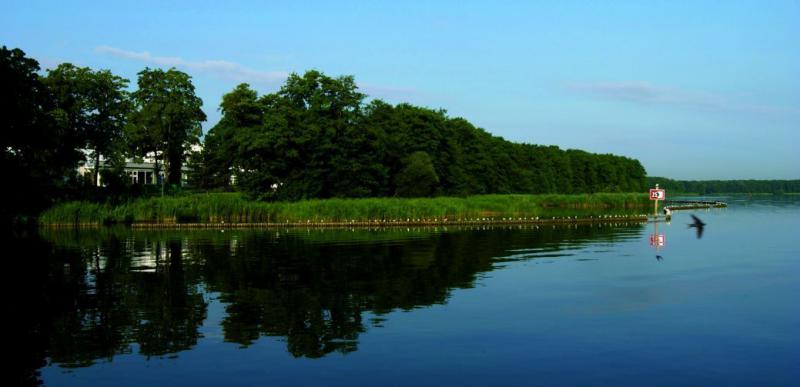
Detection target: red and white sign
<box><xmin>649</xmin><ymin>189</ymin><xmax>665</xmax><ymax>200</ymax></box>
<box><xmin>649</xmin><ymin>233</ymin><xmax>666</xmax><ymax>247</ymax></box>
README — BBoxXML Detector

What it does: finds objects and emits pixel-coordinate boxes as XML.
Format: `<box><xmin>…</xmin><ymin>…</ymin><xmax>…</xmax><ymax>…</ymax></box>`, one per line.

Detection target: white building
<box><xmin>78</xmin><ymin>160</ymin><xmax>191</xmax><ymax>186</ymax></box>
<box><xmin>78</xmin><ymin>145</ymin><xmax>201</xmax><ymax>187</ymax></box>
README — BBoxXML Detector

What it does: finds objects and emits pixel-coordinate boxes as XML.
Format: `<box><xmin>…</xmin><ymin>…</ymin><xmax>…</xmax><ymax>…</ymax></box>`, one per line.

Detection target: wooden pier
<box><xmin>663</xmin><ymin>200</ymin><xmax>727</xmax><ymax>211</ymax></box>
<box><xmin>661</xmin><ymin>200</ymin><xmax>727</xmax><ymax>219</ymax></box>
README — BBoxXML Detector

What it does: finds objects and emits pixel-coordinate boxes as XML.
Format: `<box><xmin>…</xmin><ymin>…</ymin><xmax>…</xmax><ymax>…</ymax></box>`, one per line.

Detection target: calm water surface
<box><xmin>13</xmin><ymin>197</ymin><xmax>800</xmax><ymax>385</ymax></box>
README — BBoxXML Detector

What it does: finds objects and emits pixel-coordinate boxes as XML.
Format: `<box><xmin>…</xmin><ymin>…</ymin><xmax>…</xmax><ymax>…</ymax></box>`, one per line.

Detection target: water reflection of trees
<box><xmin>21</xmin><ymin>224</ymin><xmax>642</xmax><ymax>382</ymax></box>
<box><xmin>14</xmin><ymin>230</ymin><xmax>208</xmax><ymax>386</ymax></box>
<box><xmin>196</xmin><ymin>230</ymin><xmax>501</xmax><ymax>357</ymax></box>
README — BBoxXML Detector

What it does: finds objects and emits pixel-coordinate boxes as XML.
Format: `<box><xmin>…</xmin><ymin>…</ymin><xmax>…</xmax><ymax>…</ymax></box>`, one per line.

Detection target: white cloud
<box><xmin>96</xmin><ymin>45</ymin><xmax>421</xmax><ymax>100</ymax></box>
<box><xmin>567</xmin><ymin>81</ymin><xmax>799</xmax><ymax>115</ymax></box>
<box><xmin>96</xmin><ymin>45</ymin><xmax>289</xmax><ymax>85</ymax></box>
<box><xmin>567</xmin><ymin>82</ymin><xmax>675</xmax><ymax>103</ymax></box>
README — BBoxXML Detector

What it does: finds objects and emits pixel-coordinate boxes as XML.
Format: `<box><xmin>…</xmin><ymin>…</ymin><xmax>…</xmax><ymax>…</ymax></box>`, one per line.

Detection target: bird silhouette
<box><xmin>688</xmin><ymin>214</ymin><xmax>705</xmax><ymax>239</ymax></box>
<box><xmin>656</xmin><ymin>255</ymin><xmax>664</xmax><ymax>261</ymax></box>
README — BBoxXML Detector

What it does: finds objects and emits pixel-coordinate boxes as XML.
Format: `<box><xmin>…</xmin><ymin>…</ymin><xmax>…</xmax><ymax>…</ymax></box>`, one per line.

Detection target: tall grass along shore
<box><xmin>39</xmin><ymin>192</ymin><xmax>652</xmax><ymax>227</ymax></box>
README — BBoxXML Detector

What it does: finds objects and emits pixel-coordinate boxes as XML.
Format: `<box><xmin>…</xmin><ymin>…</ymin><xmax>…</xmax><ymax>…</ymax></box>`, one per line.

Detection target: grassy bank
<box><xmin>39</xmin><ymin>192</ymin><xmax>651</xmax><ymax>226</ymax></box>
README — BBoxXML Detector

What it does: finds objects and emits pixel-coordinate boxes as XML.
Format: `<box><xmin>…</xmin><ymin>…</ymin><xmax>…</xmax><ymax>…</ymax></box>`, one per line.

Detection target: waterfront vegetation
<box><xmin>3</xmin><ymin>44</ymin><xmax>794</xmax><ymax>227</ymax></box>
<box><xmin>39</xmin><ymin>192</ymin><xmax>650</xmax><ymax>225</ymax></box>
<box><xmin>3</xmin><ymin>45</ymin><xmax>649</xmax><ymax>225</ymax></box>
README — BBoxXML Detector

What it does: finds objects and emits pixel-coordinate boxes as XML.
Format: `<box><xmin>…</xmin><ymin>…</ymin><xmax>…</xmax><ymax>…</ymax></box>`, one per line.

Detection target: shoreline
<box><xmin>38</xmin><ymin>194</ymin><xmax>731</xmax><ymax>229</ymax></box>
<box><xmin>37</xmin><ymin>192</ymin><xmax>654</xmax><ymax>227</ymax></box>
<box><xmin>42</xmin><ymin>214</ymin><xmax>652</xmax><ymax>229</ymax></box>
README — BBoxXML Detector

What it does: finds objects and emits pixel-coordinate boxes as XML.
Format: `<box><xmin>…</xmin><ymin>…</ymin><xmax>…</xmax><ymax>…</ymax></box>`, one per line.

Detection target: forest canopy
<box><xmin>195</xmin><ymin>71</ymin><xmax>647</xmax><ymax>200</ymax></box>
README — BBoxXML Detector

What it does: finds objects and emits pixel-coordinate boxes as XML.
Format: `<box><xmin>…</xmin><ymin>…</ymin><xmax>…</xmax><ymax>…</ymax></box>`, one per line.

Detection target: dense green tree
<box><xmin>0</xmin><ymin>47</ymin><xmax>83</xmax><ymax>222</ymax></box>
<box><xmin>198</xmin><ymin>70</ymin><xmax>648</xmax><ymax>200</ymax></box>
<box><xmin>41</xmin><ymin>64</ymin><xmax>92</xmax><ymax>153</ymax></box>
<box><xmin>85</xmin><ymin>70</ymin><xmax>131</xmax><ymax>185</ymax></box>
<box><xmin>395</xmin><ymin>151</ymin><xmax>440</xmax><ymax>197</ymax></box>
<box><xmin>192</xmin><ymin>83</ymin><xmax>262</xmax><ymax>188</ymax></box>
<box><xmin>129</xmin><ymin>68</ymin><xmax>205</xmax><ymax>186</ymax></box>
<box><xmin>233</xmin><ymin>71</ymin><xmax>387</xmax><ymax>200</ymax></box>
<box><xmin>44</xmin><ymin>64</ymin><xmax>130</xmax><ymax>186</ymax></box>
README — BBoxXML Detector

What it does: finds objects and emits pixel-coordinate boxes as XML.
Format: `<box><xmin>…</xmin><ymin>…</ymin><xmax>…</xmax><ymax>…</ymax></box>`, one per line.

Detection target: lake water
<box><xmin>14</xmin><ymin>196</ymin><xmax>799</xmax><ymax>386</ymax></box>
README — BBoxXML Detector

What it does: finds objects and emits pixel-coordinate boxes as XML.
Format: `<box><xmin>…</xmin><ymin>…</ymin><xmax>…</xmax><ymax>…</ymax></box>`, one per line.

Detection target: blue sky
<box><xmin>3</xmin><ymin>1</ymin><xmax>798</xmax><ymax>179</ymax></box>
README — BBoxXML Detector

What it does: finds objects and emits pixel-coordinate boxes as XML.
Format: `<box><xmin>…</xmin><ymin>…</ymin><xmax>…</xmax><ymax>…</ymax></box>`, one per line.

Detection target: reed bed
<box><xmin>39</xmin><ymin>192</ymin><xmax>650</xmax><ymax>226</ymax></box>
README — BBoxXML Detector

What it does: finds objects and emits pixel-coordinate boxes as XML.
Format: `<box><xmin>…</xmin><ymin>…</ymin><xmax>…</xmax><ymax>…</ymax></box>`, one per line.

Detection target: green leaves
<box><xmin>47</xmin><ymin>64</ymin><xmax>132</xmax><ymax>187</ymax></box>
<box><xmin>395</xmin><ymin>152</ymin><xmax>439</xmax><ymax>197</ymax></box>
<box><xmin>1</xmin><ymin>47</ymin><xmax>84</xmax><ymax>220</ymax></box>
<box><xmin>129</xmin><ymin>67</ymin><xmax>206</xmax><ymax>185</ymax></box>
<box><xmin>199</xmin><ymin>70</ymin><xmax>648</xmax><ymax>201</ymax></box>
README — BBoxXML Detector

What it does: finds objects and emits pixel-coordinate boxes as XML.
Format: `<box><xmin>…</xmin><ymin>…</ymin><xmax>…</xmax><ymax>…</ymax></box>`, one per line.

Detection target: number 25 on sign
<box><xmin>649</xmin><ymin>185</ymin><xmax>665</xmax><ymax>217</ymax></box>
<box><xmin>650</xmin><ymin>189</ymin><xmax>665</xmax><ymax>200</ymax></box>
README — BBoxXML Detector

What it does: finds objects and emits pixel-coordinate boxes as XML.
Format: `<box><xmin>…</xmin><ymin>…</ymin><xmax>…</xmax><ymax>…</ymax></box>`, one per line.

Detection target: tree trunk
<box><xmin>94</xmin><ymin>152</ymin><xmax>101</xmax><ymax>187</ymax></box>
<box><xmin>168</xmin><ymin>151</ymin><xmax>182</xmax><ymax>186</ymax></box>
<box><xmin>158</xmin><ymin>151</ymin><xmax>165</xmax><ymax>196</ymax></box>
<box><xmin>153</xmin><ymin>151</ymin><xmax>161</xmax><ymax>194</ymax></box>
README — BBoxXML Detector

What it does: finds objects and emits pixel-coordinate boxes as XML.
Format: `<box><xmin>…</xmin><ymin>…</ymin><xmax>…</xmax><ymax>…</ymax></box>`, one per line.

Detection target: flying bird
<box><xmin>688</xmin><ymin>214</ymin><xmax>705</xmax><ymax>239</ymax></box>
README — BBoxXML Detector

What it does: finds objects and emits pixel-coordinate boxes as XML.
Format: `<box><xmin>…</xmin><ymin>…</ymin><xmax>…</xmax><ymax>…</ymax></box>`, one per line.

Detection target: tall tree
<box><xmin>41</xmin><ymin>63</ymin><xmax>92</xmax><ymax>153</ymax></box>
<box><xmin>44</xmin><ymin>64</ymin><xmax>130</xmax><ymax>186</ymax></box>
<box><xmin>194</xmin><ymin>83</ymin><xmax>262</xmax><ymax>188</ymax></box>
<box><xmin>130</xmin><ymin>68</ymin><xmax>205</xmax><ymax>186</ymax></box>
<box><xmin>232</xmin><ymin>71</ymin><xmax>387</xmax><ymax>200</ymax></box>
<box><xmin>86</xmin><ymin>70</ymin><xmax>130</xmax><ymax>186</ymax></box>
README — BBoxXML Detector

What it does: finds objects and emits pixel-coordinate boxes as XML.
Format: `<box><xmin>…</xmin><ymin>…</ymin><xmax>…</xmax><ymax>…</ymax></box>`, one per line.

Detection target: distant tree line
<box><xmin>647</xmin><ymin>177</ymin><xmax>800</xmax><ymax>195</ymax></box>
<box><xmin>195</xmin><ymin>71</ymin><xmax>647</xmax><ymax>200</ymax></box>
<box><xmin>2</xmin><ymin>44</ymin><xmax>647</xmax><ymax>222</ymax></box>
